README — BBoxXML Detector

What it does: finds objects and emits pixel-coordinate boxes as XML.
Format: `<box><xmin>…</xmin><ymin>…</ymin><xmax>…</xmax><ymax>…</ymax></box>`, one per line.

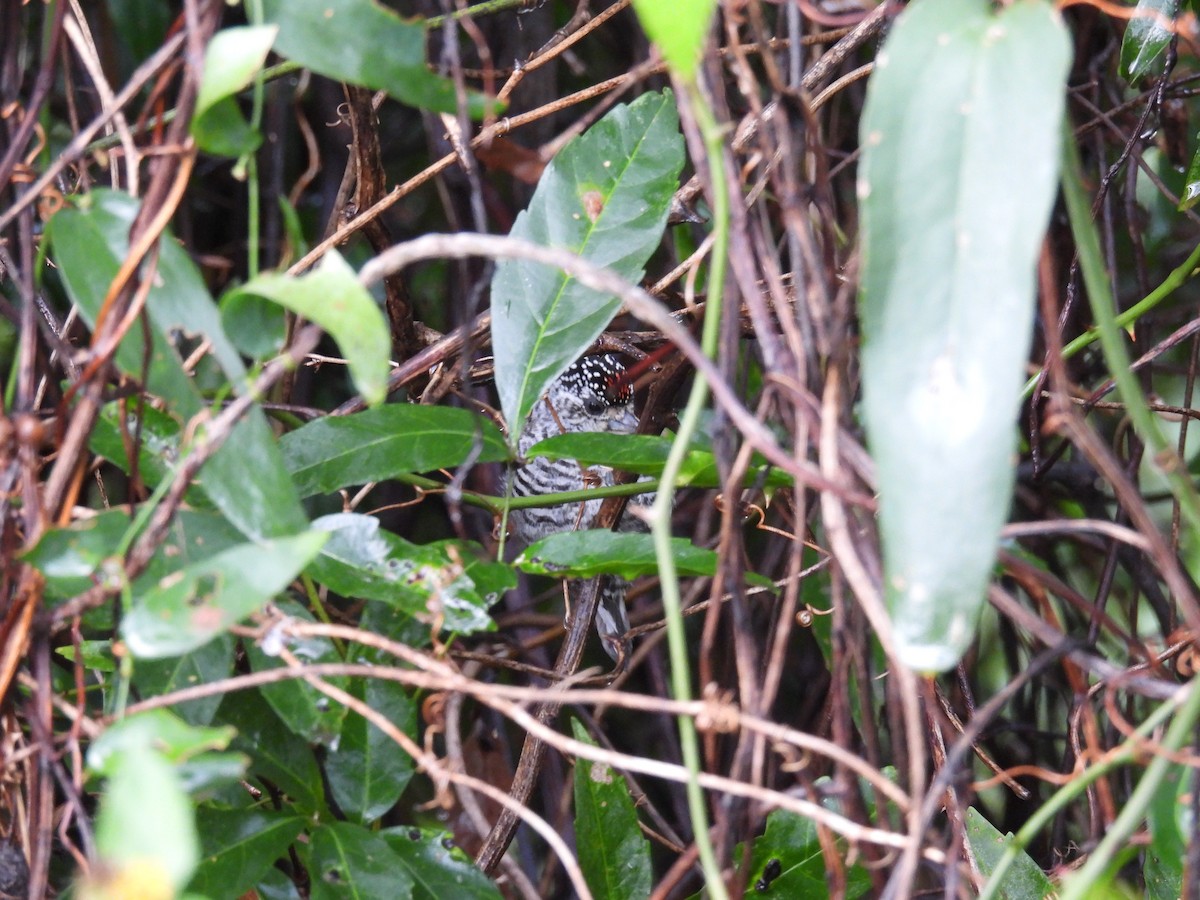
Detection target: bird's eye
<box><xmin>584</xmin><ymin>398</ymin><xmax>607</xmax><ymax>416</ymax></box>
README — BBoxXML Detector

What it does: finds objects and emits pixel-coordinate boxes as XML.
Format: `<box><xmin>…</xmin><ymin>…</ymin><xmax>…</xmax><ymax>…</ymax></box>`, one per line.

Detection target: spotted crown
<box><xmin>557</xmin><ymin>354</ymin><xmax>632</xmax><ymax>408</ymax></box>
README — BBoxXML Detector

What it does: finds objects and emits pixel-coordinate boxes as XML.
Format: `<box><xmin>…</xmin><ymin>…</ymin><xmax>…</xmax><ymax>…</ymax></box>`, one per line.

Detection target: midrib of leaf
<box><xmin>514</xmin><ymin>94</ymin><xmax>672</xmax><ymax>419</ymax></box>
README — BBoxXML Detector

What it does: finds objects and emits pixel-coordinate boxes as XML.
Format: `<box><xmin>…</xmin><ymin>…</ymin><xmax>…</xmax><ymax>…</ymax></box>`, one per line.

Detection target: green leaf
<box><xmin>1120</xmin><ymin>0</ymin><xmax>1178</xmax><ymax>83</ymax></box>
<box><xmin>192</xmin><ymin>25</ymin><xmax>277</xmax><ymax>156</ymax></box>
<box><xmin>281</xmin><ymin>405</ymin><xmax>509</xmax><ymax>497</ymax></box>
<box><xmin>89</xmin><ymin>710</ymin><xmax>235</xmax><ymax>772</ymax></box>
<box><xmin>631</xmin><ymin>0</ymin><xmax>717</xmax><ymax>79</ymax></box>
<box><xmin>570</xmin><ymin>718</ymin><xmax>652</xmax><ymax>900</ymax></box>
<box><xmin>1144</xmin><ymin>764</ymin><xmax>1188</xmax><ymax>899</ymax></box>
<box><xmin>46</xmin><ymin>189</ymin><xmax>308</xmax><ymax>540</ymax></box>
<box><xmin>90</xmin><ymin>401</ymin><xmax>187</xmax><ymax>494</ymax></box>
<box><xmin>224</xmin><ymin>252</ymin><xmax>390</xmax><ymax>406</ymax></box>
<box><xmin>220</xmin><ymin>290</ymin><xmax>287</xmax><ymax>359</ymax></box>
<box><xmin>326</xmin><ymin>677</ymin><xmax>416</xmax><ymax>823</ymax></box>
<box><xmin>223</xmin><ymin>691</ymin><xmax>328</xmax><ymax>816</ymax></box>
<box><xmin>1178</xmin><ymin>140</ymin><xmax>1200</xmax><ymax>211</ymax></box>
<box><xmin>261</xmin><ymin>0</ymin><xmax>495</xmax><ymax>118</ymax></box>
<box><xmin>133</xmin><ymin>633</ymin><xmax>236</xmax><ymax>726</ymax></box>
<box><xmin>188</xmin><ymin>808</ymin><xmax>304</xmax><ymax>898</ymax></box>
<box><xmin>23</xmin><ymin>509</ymin><xmax>131</xmax><ymax>599</ymax></box>
<box><xmin>529</xmin><ymin>432</ymin><xmax>791</xmax><ymax>489</ymax></box>
<box><xmin>516</xmin><ymin>530</ymin><xmax>773</xmax><ymax>589</ymax></box>
<box><xmin>88</xmin><ymin>712</ymin><xmax>221</xmax><ymax>893</ymax></box>
<box><xmin>490</xmin><ymin>90</ymin><xmax>684</xmax><ymax>437</ymax></box>
<box><xmin>381</xmin><ymin>828</ymin><xmax>502</xmax><ymax>900</ymax></box>
<box><xmin>56</xmin><ymin>639</ymin><xmax>118</xmax><ymax>672</ymax></box>
<box><xmin>307</xmin><ymin>513</ymin><xmax>504</xmax><ymax>634</ymax></box>
<box><xmin>122</xmin><ymin>530</ymin><xmax>328</xmax><ymax>659</ymax></box>
<box><xmin>303</xmin><ymin>821</ymin><xmax>413</xmax><ymax>900</ymax></box>
<box><xmin>966</xmin><ymin>807</ymin><xmax>1054</xmax><ymax>899</ymax></box>
<box><xmin>858</xmin><ymin>0</ymin><xmax>1071</xmax><ymax>672</ymax></box>
<box><xmin>737</xmin><ymin>808</ymin><xmax>870</xmax><ymax>898</ymax></box>
<box><xmin>26</xmin><ymin>508</ymin><xmax>248</xmax><ymax>603</ymax></box>
<box><xmin>92</xmin><ymin>743</ymin><xmax>198</xmax><ymax>893</ymax></box>
<box><xmin>246</xmin><ymin>599</ymin><xmax>348</xmax><ymax>745</ymax></box>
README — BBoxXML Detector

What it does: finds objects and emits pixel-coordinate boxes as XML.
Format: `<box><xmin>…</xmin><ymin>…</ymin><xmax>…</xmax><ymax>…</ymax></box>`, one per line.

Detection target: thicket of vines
<box><xmin>3</xmin><ymin>1</ymin><xmax>1200</xmax><ymax>898</ymax></box>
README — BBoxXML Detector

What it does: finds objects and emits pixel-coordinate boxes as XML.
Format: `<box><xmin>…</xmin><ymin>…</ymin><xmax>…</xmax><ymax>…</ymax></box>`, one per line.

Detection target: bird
<box><xmin>507</xmin><ymin>354</ymin><xmax>650</xmax><ymax>661</ymax></box>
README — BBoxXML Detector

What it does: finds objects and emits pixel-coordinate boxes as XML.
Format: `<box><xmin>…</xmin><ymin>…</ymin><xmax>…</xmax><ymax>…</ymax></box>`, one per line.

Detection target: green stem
<box><xmin>1059</xmin><ymin>128</ymin><xmax>1200</xmax><ymax>534</ymax></box>
<box><xmin>425</xmin><ymin>0</ymin><xmax>529</xmax><ymax>27</ymax></box>
<box><xmin>651</xmin><ymin>83</ymin><xmax>729</xmax><ymax>899</ymax></box>
<box><xmin>977</xmin><ymin>688</ymin><xmax>1182</xmax><ymax>900</ymax></box>
<box><xmin>242</xmin><ymin>0</ymin><xmax>268</xmax><ymax>278</ymax></box>
<box><xmin>1061</xmin><ymin>680</ymin><xmax>1200</xmax><ymax>900</ymax></box>
<box><xmin>1023</xmin><ymin>238</ymin><xmax>1200</xmax><ymax>399</ymax></box>
<box><xmin>398</xmin><ymin>471</ymin><xmax>660</xmax><ymax>515</ymax></box>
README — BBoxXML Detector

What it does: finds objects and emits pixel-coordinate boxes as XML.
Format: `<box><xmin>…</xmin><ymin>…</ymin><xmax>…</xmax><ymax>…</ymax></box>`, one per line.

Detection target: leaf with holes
<box><xmin>122</xmin><ymin>530</ymin><xmax>327</xmax><ymax>659</ymax></box>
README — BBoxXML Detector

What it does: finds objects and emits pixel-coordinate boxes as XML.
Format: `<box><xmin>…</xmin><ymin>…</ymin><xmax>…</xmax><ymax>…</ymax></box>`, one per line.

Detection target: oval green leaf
<box><xmin>122</xmin><ymin>530</ymin><xmax>328</xmax><ymax>658</ymax></box>
<box><xmin>632</xmin><ymin>0</ymin><xmax>717</xmax><ymax>79</ymax></box>
<box><xmin>307</xmin><ymin>513</ymin><xmax>503</xmax><ymax>635</ymax></box>
<box><xmin>571</xmin><ymin>717</ymin><xmax>652</xmax><ymax>900</ymax></box>
<box><xmin>1119</xmin><ymin>0</ymin><xmax>1178</xmax><ymax>83</ymax></box>
<box><xmin>490</xmin><ymin>90</ymin><xmax>684</xmax><ymax>438</ymax></box>
<box><xmin>281</xmin><ymin>405</ymin><xmax>509</xmax><ymax>496</ymax></box>
<box><xmin>261</xmin><ymin>0</ymin><xmax>495</xmax><ymax>118</ymax></box>
<box><xmin>225</xmin><ymin>251</ymin><xmax>390</xmax><ymax>406</ymax></box>
<box><xmin>858</xmin><ymin>0</ymin><xmax>1071</xmax><ymax>672</ymax></box>
<box><xmin>192</xmin><ymin>25</ymin><xmax>277</xmax><ymax>157</ymax></box>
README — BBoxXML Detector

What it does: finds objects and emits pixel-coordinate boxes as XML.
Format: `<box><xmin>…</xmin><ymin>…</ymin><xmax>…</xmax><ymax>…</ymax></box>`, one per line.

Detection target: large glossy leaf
<box><xmin>223</xmin><ymin>252</ymin><xmax>390</xmax><ymax>406</ymax></box>
<box><xmin>223</xmin><ymin>692</ymin><xmax>328</xmax><ymax>816</ymax></box>
<box><xmin>380</xmin><ymin>828</ymin><xmax>501</xmax><ymax>900</ymax></box>
<box><xmin>192</xmin><ymin>25</ymin><xmax>277</xmax><ymax>156</ymax></box>
<box><xmin>122</xmin><ymin>530</ymin><xmax>328</xmax><ymax>658</ymax></box>
<box><xmin>303</xmin><ymin>821</ymin><xmax>413</xmax><ymax>900</ymax></box>
<box><xmin>188</xmin><ymin>809</ymin><xmax>304</xmax><ymax>898</ymax></box>
<box><xmin>307</xmin><ymin>513</ymin><xmax>505</xmax><ymax>634</ymax></box>
<box><xmin>517</xmin><ymin>530</ymin><xmax>772</xmax><ymax>589</ymax></box>
<box><xmin>490</xmin><ymin>90</ymin><xmax>684</xmax><ymax>437</ymax></box>
<box><xmin>46</xmin><ymin>189</ymin><xmax>308</xmax><ymax>539</ymax></box>
<box><xmin>858</xmin><ymin>0</ymin><xmax>1071</xmax><ymax>672</ymax></box>
<box><xmin>261</xmin><ymin>0</ymin><xmax>493</xmax><ymax>118</ymax></box>
<box><xmin>133</xmin><ymin>633</ymin><xmax>236</xmax><ymax>726</ymax></box>
<box><xmin>325</xmin><ymin>677</ymin><xmax>416</xmax><ymax>823</ymax></box>
<box><xmin>571</xmin><ymin>718</ymin><xmax>652</xmax><ymax>900</ymax></box>
<box><xmin>1120</xmin><ymin>0</ymin><xmax>1178</xmax><ymax>83</ymax></box>
<box><xmin>246</xmin><ymin>599</ymin><xmax>348</xmax><ymax>746</ymax></box>
<box><xmin>281</xmin><ymin>406</ymin><xmax>509</xmax><ymax>497</ymax></box>
<box><xmin>966</xmin><ymin>808</ymin><xmax>1054</xmax><ymax>899</ymax></box>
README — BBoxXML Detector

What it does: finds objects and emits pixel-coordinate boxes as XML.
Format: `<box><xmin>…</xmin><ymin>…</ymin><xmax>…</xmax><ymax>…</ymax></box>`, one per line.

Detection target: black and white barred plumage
<box><xmin>509</xmin><ymin>354</ymin><xmax>649</xmax><ymax>660</ymax></box>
